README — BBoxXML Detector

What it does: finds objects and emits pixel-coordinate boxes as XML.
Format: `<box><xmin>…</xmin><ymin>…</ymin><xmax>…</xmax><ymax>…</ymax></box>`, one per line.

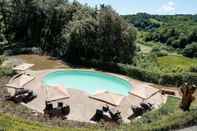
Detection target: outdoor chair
<box><xmin>128</xmin><ymin>106</ymin><xmax>144</xmax><ymax>120</ymax></box>
<box><xmin>61</xmin><ymin>105</ymin><xmax>70</xmax><ymax>119</ymax></box>
<box><xmin>15</xmin><ymin>88</ymin><xmax>29</xmax><ymax>96</ymax></box>
<box><xmin>90</xmin><ymin>109</ymin><xmax>104</xmax><ymax>122</ymax></box>
<box><xmin>91</xmin><ymin>106</ymin><xmax>122</xmax><ymax>123</ymax></box>
<box><xmin>140</xmin><ymin>103</ymin><xmax>152</xmax><ymax>111</ymax></box>
<box><xmin>109</xmin><ymin>110</ymin><xmax>122</xmax><ymax>123</ymax></box>
<box><xmin>161</xmin><ymin>89</ymin><xmax>175</xmax><ymax>96</ymax></box>
<box><xmin>44</xmin><ymin>102</ymin><xmax>70</xmax><ymax>119</ymax></box>
<box><xmin>6</xmin><ymin>95</ymin><xmax>23</xmax><ymax>103</ymax></box>
<box><xmin>23</xmin><ymin>91</ymin><xmax>37</xmax><ymax>103</ymax></box>
<box><xmin>58</xmin><ymin>102</ymin><xmax>63</xmax><ymax>108</ymax></box>
<box><xmin>102</xmin><ymin>105</ymin><xmax>109</xmax><ymax>112</ymax></box>
<box><xmin>44</xmin><ymin>103</ymin><xmax>53</xmax><ymax>118</ymax></box>
<box><xmin>128</xmin><ymin>103</ymin><xmax>154</xmax><ymax>120</ymax></box>
<box><xmin>47</xmin><ymin>104</ymin><xmax>53</xmax><ymax>110</ymax></box>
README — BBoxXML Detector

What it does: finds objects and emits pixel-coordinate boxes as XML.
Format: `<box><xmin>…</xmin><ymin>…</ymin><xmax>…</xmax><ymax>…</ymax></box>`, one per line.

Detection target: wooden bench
<box><xmin>161</xmin><ymin>89</ymin><xmax>175</xmax><ymax>96</ymax></box>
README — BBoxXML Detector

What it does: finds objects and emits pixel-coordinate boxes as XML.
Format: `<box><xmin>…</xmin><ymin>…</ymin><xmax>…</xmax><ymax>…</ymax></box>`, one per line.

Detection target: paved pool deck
<box><xmin>8</xmin><ymin>69</ymin><xmax>168</xmax><ymax>123</ymax></box>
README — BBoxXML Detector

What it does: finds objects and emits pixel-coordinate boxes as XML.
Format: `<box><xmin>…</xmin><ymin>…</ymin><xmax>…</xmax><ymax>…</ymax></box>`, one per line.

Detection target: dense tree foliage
<box><xmin>123</xmin><ymin>13</ymin><xmax>197</xmax><ymax>58</ymax></box>
<box><xmin>67</xmin><ymin>6</ymin><xmax>136</xmax><ymax>63</ymax></box>
<box><xmin>124</xmin><ymin>13</ymin><xmax>161</xmax><ymax>31</ymax></box>
<box><xmin>183</xmin><ymin>42</ymin><xmax>197</xmax><ymax>58</ymax></box>
<box><xmin>0</xmin><ymin>0</ymin><xmax>137</xmax><ymax>64</ymax></box>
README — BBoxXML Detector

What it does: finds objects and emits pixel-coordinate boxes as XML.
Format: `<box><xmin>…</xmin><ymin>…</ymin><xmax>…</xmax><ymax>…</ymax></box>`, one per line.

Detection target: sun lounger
<box><xmin>5</xmin><ymin>74</ymin><xmax>35</xmax><ymax>89</ymax></box>
<box><xmin>6</xmin><ymin>89</ymin><xmax>37</xmax><ymax>103</ymax></box>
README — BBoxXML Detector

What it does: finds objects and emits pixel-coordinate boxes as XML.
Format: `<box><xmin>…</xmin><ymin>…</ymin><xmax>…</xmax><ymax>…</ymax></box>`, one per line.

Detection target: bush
<box><xmin>159</xmin><ymin>73</ymin><xmax>184</xmax><ymax>86</ymax></box>
<box><xmin>151</xmin><ymin>46</ymin><xmax>168</xmax><ymax>57</ymax></box>
<box><xmin>0</xmin><ymin>67</ymin><xmax>15</xmax><ymax>77</ymax></box>
<box><xmin>119</xmin><ymin>64</ymin><xmax>197</xmax><ymax>86</ymax></box>
<box><xmin>183</xmin><ymin>42</ymin><xmax>197</xmax><ymax>58</ymax></box>
<box><xmin>0</xmin><ymin>56</ymin><xmax>6</xmax><ymax>65</ymax></box>
<box><xmin>189</xmin><ymin>66</ymin><xmax>197</xmax><ymax>73</ymax></box>
<box><xmin>119</xmin><ymin>64</ymin><xmax>159</xmax><ymax>83</ymax></box>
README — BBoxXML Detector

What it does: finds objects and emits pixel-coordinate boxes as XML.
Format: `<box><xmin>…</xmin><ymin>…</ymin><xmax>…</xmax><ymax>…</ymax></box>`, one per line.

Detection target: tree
<box><xmin>0</xmin><ymin>1</ymin><xmax>137</xmax><ymax>65</ymax></box>
<box><xmin>188</xmin><ymin>28</ymin><xmax>197</xmax><ymax>43</ymax></box>
<box><xmin>183</xmin><ymin>42</ymin><xmax>197</xmax><ymax>58</ymax></box>
<box><xmin>66</xmin><ymin>5</ymin><xmax>136</xmax><ymax>64</ymax></box>
<box><xmin>180</xmin><ymin>82</ymin><xmax>196</xmax><ymax>111</ymax></box>
<box><xmin>66</xmin><ymin>11</ymin><xmax>98</xmax><ymax>63</ymax></box>
<box><xmin>96</xmin><ymin>6</ymin><xmax>136</xmax><ymax>64</ymax></box>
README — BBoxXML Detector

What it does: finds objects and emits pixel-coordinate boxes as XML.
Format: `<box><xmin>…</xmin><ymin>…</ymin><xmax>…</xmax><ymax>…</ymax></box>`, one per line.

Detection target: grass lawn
<box><xmin>158</xmin><ymin>55</ymin><xmax>197</xmax><ymax>72</ymax></box>
<box><xmin>137</xmin><ymin>40</ymin><xmax>177</xmax><ymax>55</ymax></box>
<box><xmin>15</xmin><ymin>54</ymin><xmax>70</xmax><ymax>70</ymax></box>
<box><xmin>0</xmin><ymin>113</ymin><xmax>97</xmax><ymax>131</ymax></box>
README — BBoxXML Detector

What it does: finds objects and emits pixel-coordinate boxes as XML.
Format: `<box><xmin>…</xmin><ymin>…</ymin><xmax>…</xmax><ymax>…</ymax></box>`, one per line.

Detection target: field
<box><xmin>158</xmin><ymin>55</ymin><xmax>197</xmax><ymax>72</ymax></box>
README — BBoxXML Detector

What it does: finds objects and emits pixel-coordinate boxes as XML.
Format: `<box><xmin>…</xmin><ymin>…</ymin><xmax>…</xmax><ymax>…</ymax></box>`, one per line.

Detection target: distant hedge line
<box><xmin>119</xmin><ymin>64</ymin><xmax>197</xmax><ymax>86</ymax></box>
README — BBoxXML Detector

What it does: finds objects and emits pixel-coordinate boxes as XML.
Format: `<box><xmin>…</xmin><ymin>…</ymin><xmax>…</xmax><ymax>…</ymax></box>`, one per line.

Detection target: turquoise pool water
<box><xmin>43</xmin><ymin>70</ymin><xmax>132</xmax><ymax>96</ymax></box>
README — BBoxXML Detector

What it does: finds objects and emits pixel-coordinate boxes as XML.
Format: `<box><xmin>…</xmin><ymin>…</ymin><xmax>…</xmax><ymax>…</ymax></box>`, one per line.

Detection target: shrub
<box><xmin>119</xmin><ymin>64</ymin><xmax>160</xmax><ymax>83</ymax></box>
<box><xmin>155</xmin><ymin>51</ymin><xmax>168</xmax><ymax>57</ymax></box>
<box><xmin>0</xmin><ymin>67</ymin><xmax>15</xmax><ymax>77</ymax></box>
<box><xmin>159</xmin><ymin>73</ymin><xmax>184</xmax><ymax>86</ymax></box>
<box><xmin>151</xmin><ymin>46</ymin><xmax>168</xmax><ymax>57</ymax></box>
<box><xmin>189</xmin><ymin>66</ymin><xmax>197</xmax><ymax>73</ymax></box>
<box><xmin>183</xmin><ymin>42</ymin><xmax>197</xmax><ymax>58</ymax></box>
<box><xmin>119</xmin><ymin>64</ymin><xmax>197</xmax><ymax>86</ymax></box>
<box><xmin>0</xmin><ymin>56</ymin><xmax>6</xmax><ymax>65</ymax></box>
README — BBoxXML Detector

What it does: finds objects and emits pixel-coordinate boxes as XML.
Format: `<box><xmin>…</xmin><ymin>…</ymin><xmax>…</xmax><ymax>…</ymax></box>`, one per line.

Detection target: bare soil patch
<box><xmin>15</xmin><ymin>54</ymin><xmax>70</xmax><ymax>70</ymax></box>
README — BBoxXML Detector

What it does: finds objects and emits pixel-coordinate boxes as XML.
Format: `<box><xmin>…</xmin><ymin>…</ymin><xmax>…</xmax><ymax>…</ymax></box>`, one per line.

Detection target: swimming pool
<box><xmin>43</xmin><ymin>70</ymin><xmax>132</xmax><ymax>96</ymax></box>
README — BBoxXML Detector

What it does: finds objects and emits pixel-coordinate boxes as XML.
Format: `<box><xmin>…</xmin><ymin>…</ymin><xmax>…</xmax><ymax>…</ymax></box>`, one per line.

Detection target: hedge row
<box><xmin>119</xmin><ymin>64</ymin><xmax>197</xmax><ymax>86</ymax></box>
